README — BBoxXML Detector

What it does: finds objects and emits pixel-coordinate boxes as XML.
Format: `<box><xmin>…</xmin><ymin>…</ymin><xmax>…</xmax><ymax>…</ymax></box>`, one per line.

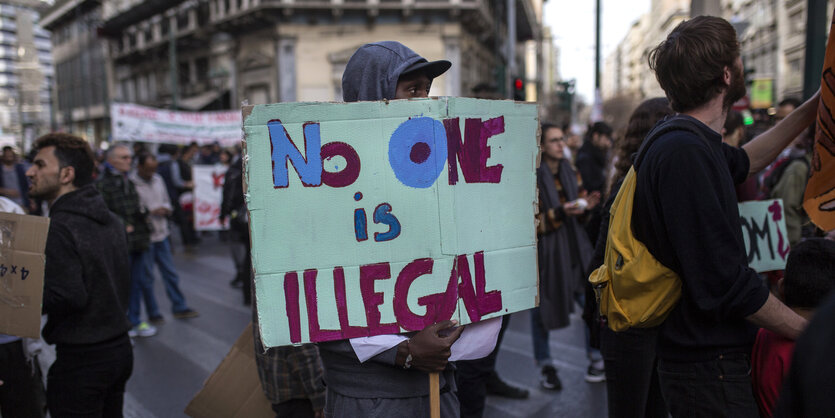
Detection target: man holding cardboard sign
<box><xmin>0</xmin><ymin>197</ymin><xmax>46</xmax><ymax>418</ymax></box>
<box><xmin>27</xmin><ymin>134</ymin><xmax>133</xmax><ymax>417</ymax></box>
<box><xmin>245</xmin><ymin>41</ymin><xmax>539</xmax><ymax>417</ymax></box>
<box><xmin>323</xmin><ymin>42</ymin><xmax>467</xmax><ymax>417</ymax></box>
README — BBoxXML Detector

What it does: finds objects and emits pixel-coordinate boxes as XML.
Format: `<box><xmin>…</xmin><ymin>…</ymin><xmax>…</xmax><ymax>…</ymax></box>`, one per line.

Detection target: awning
<box><xmin>177</xmin><ymin>89</ymin><xmax>228</xmax><ymax>111</ymax></box>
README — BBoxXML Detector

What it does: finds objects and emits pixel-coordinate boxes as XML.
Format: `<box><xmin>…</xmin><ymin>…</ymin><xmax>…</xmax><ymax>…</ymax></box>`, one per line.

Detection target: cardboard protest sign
<box><xmin>111</xmin><ymin>103</ymin><xmax>242</xmax><ymax>147</ymax></box>
<box><xmin>0</xmin><ymin>212</ymin><xmax>49</xmax><ymax>338</ymax></box>
<box><xmin>243</xmin><ymin>98</ymin><xmax>539</xmax><ymax>347</ymax></box>
<box><xmin>193</xmin><ymin>164</ymin><xmax>230</xmax><ymax>231</ymax></box>
<box><xmin>806</xmin><ymin>10</ymin><xmax>835</xmax><ymax>231</ymax></box>
<box><xmin>185</xmin><ymin>323</ymin><xmax>273</xmax><ymax>418</ymax></box>
<box><xmin>738</xmin><ymin>199</ymin><xmax>790</xmax><ymax>273</ymax></box>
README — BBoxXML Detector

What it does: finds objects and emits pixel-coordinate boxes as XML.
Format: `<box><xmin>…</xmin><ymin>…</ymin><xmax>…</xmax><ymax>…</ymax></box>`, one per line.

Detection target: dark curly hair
<box><xmin>783</xmin><ymin>238</ymin><xmax>835</xmax><ymax>309</ymax></box>
<box><xmin>608</xmin><ymin>97</ymin><xmax>674</xmax><ymax>196</ymax></box>
<box><xmin>32</xmin><ymin>133</ymin><xmax>96</xmax><ymax>187</ymax></box>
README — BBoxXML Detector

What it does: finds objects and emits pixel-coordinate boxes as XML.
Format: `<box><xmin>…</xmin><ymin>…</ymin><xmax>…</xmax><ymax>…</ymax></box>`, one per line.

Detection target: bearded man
<box><xmin>627</xmin><ymin>16</ymin><xmax>819</xmax><ymax>417</ymax></box>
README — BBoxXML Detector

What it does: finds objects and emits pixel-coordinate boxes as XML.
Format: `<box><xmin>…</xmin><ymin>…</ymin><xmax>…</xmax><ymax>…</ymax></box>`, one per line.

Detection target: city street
<box><xmin>42</xmin><ymin>234</ymin><xmax>606</xmax><ymax>418</ymax></box>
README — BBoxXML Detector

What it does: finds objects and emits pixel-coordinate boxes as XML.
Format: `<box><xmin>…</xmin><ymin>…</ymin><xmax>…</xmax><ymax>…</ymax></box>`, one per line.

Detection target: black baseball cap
<box><xmin>400</xmin><ymin>58</ymin><xmax>452</xmax><ymax>79</ymax></box>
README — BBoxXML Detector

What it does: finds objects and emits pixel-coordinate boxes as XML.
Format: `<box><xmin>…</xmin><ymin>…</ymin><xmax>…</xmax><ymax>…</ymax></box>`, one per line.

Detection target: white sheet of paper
<box><xmin>349</xmin><ymin>317</ymin><xmax>503</xmax><ymax>363</ymax></box>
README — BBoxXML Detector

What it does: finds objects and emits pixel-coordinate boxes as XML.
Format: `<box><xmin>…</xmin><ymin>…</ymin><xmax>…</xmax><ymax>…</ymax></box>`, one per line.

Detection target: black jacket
<box><xmin>42</xmin><ymin>184</ymin><xmax>132</xmax><ymax>345</ymax></box>
<box><xmin>575</xmin><ymin>141</ymin><xmax>608</xmax><ymax>194</ymax></box>
<box><xmin>220</xmin><ymin>156</ymin><xmax>244</xmax><ymax>221</ymax></box>
<box><xmin>632</xmin><ymin>116</ymin><xmax>769</xmax><ymax>362</ymax></box>
<box><xmin>96</xmin><ymin>166</ymin><xmax>151</xmax><ymax>253</ymax></box>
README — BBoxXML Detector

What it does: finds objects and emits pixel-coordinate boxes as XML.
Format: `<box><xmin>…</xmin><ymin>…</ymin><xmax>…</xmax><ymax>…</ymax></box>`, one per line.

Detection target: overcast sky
<box><xmin>543</xmin><ymin>0</ymin><xmax>651</xmax><ymax>102</ymax></box>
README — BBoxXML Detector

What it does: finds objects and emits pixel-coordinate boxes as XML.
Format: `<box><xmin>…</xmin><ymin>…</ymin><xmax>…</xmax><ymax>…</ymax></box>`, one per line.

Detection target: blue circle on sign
<box><xmin>388</xmin><ymin>117</ymin><xmax>448</xmax><ymax>189</ymax></box>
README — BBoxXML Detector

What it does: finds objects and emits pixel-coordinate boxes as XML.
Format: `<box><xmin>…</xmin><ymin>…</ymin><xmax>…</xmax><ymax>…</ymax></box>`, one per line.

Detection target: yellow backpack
<box><xmin>588</xmin><ymin>119</ymin><xmax>702</xmax><ymax>331</ymax></box>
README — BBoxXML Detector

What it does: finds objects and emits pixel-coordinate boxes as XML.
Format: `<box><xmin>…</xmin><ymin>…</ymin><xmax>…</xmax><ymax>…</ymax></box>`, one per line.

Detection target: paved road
<box><xmin>39</xmin><ymin>234</ymin><xmax>607</xmax><ymax>417</ymax></box>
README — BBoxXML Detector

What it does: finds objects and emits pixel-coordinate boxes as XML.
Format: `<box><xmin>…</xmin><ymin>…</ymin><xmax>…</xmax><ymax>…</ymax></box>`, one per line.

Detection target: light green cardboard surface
<box><xmin>244</xmin><ymin>98</ymin><xmax>539</xmax><ymax>347</ymax></box>
<box><xmin>738</xmin><ymin>199</ymin><xmax>790</xmax><ymax>273</ymax></box>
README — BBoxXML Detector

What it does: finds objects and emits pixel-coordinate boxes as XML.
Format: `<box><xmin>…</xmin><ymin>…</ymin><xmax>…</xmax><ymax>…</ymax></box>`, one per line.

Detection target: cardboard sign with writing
<box><xmin>738</xmin><ymin>199</ymin><xmax>790</xmax><ymax>273</ymax></box>
<box><xmin>193</xmin><ymin>164</ymin><xmax>230</xmax><ymax>231</ymax></box>
<box><xmin>185</xmin><ymin>323</ymin><xmax>273</xmax><ymax>418</ymax></box>
<box><xmin>243</xmin><ymin>98</ymin><xmax>539</xmax><ymax>347</ymax></box>
<box><xmin>0</xmin><ymin>212</ymin><xmax>49</xmax><ymax>338</ymax></box>
<box><xmin>806</xmin><ymin>9</ymin><xmax>835</xmax><ymax>231</ymax></box>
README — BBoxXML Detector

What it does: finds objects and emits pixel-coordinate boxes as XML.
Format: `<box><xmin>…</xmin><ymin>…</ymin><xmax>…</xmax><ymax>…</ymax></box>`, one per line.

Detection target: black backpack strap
<box><xmin>633</xmin><ymin>116</ymin><xmax>709</xmax><ymax>171</ymax></box>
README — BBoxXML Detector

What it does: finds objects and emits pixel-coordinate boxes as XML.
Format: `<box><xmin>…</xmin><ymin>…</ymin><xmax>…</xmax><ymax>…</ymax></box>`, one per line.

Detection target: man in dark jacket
<box><xmin>575</xmin><ymin>122</ymin><xmax>613</xmax><ymax>196</ymax></box>
<box><xmin>26</xmin><ymin>133</ymin><xmax>133</xmax><ymax>417</ymax></box>
<box><xmin>575</xmin><ymin>121</ymin><xmax>612</xmax><ymax>243</ymax></box>
<box><xmin>220</xmin><ymin>150</ymin><xmax>250</xmax><ymax>305</ymax></box>
<box><xmin>637</xmin><ymin>16</ymin><xmax>816</xmax><ymax>416</ymax></box>
<box><xmin>97</xmin><ymin>144</ymin><xmax>158</xmax><ymax>337</ymax></box>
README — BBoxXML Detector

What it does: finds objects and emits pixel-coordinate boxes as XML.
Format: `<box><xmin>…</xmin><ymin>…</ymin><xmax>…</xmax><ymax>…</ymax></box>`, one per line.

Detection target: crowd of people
<box><xmin>0</xmin><ymin>14</ymin><xmax>834</xmax><ymax>418</ymax></box>
<box><xmin>0</xmin><ymin>138</ymin><xmax>251</xmax><ymax>417</ymax></box>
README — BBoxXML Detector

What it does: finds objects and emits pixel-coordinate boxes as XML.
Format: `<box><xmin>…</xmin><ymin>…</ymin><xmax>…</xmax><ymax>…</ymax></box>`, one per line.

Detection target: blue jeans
<box><xmin>530</xmin><ymin>307</ymin><xmax>552</xmax><ymax>366</ymax></box>
<box><xmin>145</xmin><ymin>238</ymin><xmax>189</xmax><ymax>313</ymax></box>
<box><xmin>128</xmin><ymin>250</ymin><xmax>159</xmax><ymax>326</ymax></box>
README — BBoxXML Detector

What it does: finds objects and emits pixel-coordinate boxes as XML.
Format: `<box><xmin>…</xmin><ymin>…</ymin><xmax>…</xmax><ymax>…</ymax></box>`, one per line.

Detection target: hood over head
<box><xmin>49</xmin><ymin>184</ymin><xmax>114</xmax><ymax>225</ymax></box>
<box><xmin>341</xmin><ymin>41</ymin><xmax>451</xmax><ymax>102</ymax></box>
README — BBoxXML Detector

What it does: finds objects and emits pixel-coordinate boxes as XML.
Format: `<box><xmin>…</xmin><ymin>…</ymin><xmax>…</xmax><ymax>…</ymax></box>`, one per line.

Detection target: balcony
<box><xmin>207</xmin><ymin>0</ymin><xmax>500</xmax><ymax>39</ymax></box>
<box><xmin>107</xmin><ymin>0</ymin><xmax>537</xmax><ymax>62</ymax></box>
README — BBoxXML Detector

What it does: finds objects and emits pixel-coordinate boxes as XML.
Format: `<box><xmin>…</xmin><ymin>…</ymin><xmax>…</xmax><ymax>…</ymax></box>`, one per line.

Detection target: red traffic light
<box><xmin>514</xmin><ymin>78</ymin><xmax>523</xmax><ymax>90</ymax></box>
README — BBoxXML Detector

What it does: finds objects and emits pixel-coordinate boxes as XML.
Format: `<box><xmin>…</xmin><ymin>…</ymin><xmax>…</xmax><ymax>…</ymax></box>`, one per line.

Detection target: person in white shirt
<box><xmin>131</xmin><ymin>153</ymin><xmax>199</xmax><ymax>322</ymax></box>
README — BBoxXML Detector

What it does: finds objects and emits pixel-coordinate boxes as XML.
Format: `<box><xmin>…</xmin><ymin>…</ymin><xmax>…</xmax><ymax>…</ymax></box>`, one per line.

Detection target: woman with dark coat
<box><xmin>533</xmin><ymin>123</ymin><xmax>601</xmax><ymax>390</ymax></box>
<box><xmin>589</xmin><ymin>97</ymin><xmax>674</xmax><ymax>418</ymax></box>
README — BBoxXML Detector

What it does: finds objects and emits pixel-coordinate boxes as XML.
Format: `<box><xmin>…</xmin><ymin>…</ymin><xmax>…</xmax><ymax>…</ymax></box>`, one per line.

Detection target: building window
<box><xmin>148</xmin><ymin>74</ymin><xmax>157</xmax><ymax>102</ymax></box>
<box><xmin>195</xmin><ymin>57</ymin><xmax>209</xmax><ymax>82</ymax></box>
<box><xmin>790</xmin><ymin>11</ymin><xmax>804</xmax><ymax>35</ymax></box>
<box><xmin>161</xmin><ymin>17</ymin><xmax>170</xmax><ymax>38</ymax></box>
<box><xmin>245</xmin><ymin>84</ymin><xmax>269</xmax><ymax>105</ymax></box>
<box><xmin>789</xmin><ymin>58</ymin><xmax>802</xmax><ymax>89</ymax></box>
<box><xmin>141</xmin><ymin>25</ymin><xmax>152</xmax><ymax>46</ymax></box>
<box><xmin>176</xmin><ymin>12</ymin><xmax>189</xmax><ymax>32</ymax></box>
<box><xmin>138</xmin><ymin>75</ymin><xmax>148</xmax><ymax>102</ymax></box>
<box><xmin>179</xmin><ymin>61</ymin><xmax>190</xmax><ymax>86</ymax></box>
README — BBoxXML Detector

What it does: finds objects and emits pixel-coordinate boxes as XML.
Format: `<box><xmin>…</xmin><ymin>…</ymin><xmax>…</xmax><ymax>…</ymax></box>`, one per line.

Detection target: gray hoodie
<box><xmin>342</xmin><ymin>41</ymin><xmax>431</xmax><ymax>102</ymax></box>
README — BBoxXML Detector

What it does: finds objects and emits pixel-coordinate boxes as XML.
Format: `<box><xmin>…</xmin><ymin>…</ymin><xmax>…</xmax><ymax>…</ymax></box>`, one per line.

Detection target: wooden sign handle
<box><xmin>429</xmin><ymin>372</ymin><xmax>440</xmax><ymax>418</ymax></box>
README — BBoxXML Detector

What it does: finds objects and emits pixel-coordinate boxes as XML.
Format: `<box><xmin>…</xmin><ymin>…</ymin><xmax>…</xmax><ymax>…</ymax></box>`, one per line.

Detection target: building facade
<box><xmin>723</xmin><ymin>0</ymin><xmax>835</xmax><ymax>106</ymax></box>
<box><xmin>604</xmin><ymin>0</ymin><xmax>835</xmax><ymax>108</ymax></box>
<box><xmin>601</xmin><ymin>0</ymin><xmax>688</xmax><ymax>101</ymax></box>
<box><xmin>41</xmin><ymin>0</ymin><xmax>109</xmax><ymax>145</ymax></box>
<box><xmin>95</xmin><ymin>0</ymin><xmax>541</xmax><ymax>119</ymax></box>
<box><xmin>0</xmin><ymin>0</ymin><xmax>53</xmax><ymax>150</ymax></box>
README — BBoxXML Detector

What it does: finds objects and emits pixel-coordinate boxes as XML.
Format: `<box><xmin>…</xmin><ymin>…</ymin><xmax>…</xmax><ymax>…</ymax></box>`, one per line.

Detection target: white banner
<box><xmin>111</xmin><ymin>103</ymin><xmax>241</xmax><ymax>146</ymax></box>
<box><xmin>193</xmin><ymin>164</ymin><xmax>230</xmax><ymax>231</ymax></box>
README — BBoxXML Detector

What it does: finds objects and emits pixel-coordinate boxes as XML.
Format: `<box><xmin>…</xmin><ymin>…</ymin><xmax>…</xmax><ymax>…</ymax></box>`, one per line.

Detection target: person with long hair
<box><xmin>589</xmin><ymin>97</ymin><xmax>674</xmax><ymax>418</ymax></box>
<box><xmin>535</xmin><ymin>123</ymin><xmax>601</xmax><ymax>389</ymax></box>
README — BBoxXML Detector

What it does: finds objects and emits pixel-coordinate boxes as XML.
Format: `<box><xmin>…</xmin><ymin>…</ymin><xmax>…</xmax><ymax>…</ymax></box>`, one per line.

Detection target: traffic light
<box><xmin>557</xmin><ymin>80</ymin><xmax>575</xmax><ymax>111</ymax></box>
<box><xmin>513</xmin><ymin>77</ymin><xmax>524</xmax><ymax>101</ymax></box>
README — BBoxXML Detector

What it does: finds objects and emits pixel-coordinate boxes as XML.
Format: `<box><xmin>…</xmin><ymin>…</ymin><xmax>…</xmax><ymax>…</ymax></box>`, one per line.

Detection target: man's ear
<box><xmin>59</xmin><ymin>165</ymin><xmax>76</xmax><ymax>186</ymax></box>
<box><xmin>723</xmin><ymin>65</ymin><xmax>732</xmax><ymax>86</ymax></box>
